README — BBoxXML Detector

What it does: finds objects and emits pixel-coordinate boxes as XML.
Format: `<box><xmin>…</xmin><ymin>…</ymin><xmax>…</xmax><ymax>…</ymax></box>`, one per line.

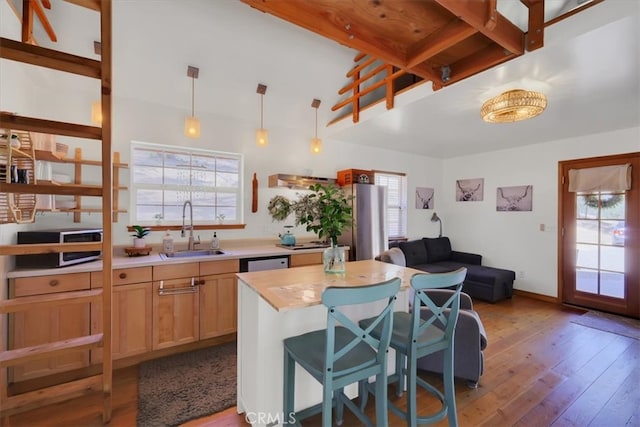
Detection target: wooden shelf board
<box><xmin>0</xmin><ymin>241</ymin><xmax>103</xmax><ymax>255</ymax></box>
<box><xmin>0</xmin><ymin>333</ymin><xmax>104</xmax><ymax>368</ymax></box>
<box><xmin>0</xmin><ymin>113</ymin><xmax>101</xmax><ymax>140</ymax></box>
<box><xmin>34</xmin><ymin>150</ymin><xmax>128</xmax><ymax>168</ymax></box>
<box><xmin>0</xmin><ymin>182</ymin><xmax>103</xmax><ymax>196</ymax></box>
<box><xmin>0</xmin><ymin>289</ymin><xmax>102</xmax><ymax>314</ymax></box>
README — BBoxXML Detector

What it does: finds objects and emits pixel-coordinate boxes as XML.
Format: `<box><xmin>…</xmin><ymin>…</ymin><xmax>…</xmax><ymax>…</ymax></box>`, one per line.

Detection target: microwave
<box><xmin>15</xmin><ymin>228</ymin><xmax>103</xmax><ymax>268</ymax></box>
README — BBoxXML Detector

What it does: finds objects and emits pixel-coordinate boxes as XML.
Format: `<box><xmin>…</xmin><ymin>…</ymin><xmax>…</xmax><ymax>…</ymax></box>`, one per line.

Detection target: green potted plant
<box><xmin>131</xmin><ymin>225</ymin><xmax>151</xmax><ymax>248</ymax></box>
<box><xmin>268</xmin><ymin>183</ymin><xmax>353</xmax><ymax>273</ymax></box>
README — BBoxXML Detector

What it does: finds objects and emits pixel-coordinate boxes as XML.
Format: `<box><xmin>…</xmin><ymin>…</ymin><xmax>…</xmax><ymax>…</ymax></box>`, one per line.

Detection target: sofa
<box><xmin>378</xmin><ymin>247</ymin><xmax>487</xmax><ymax>387</ymax></box>
<box><xmin>389</xmin><ymin>237</ymin><xmax>516</xmax><ymax>303</ymax></box>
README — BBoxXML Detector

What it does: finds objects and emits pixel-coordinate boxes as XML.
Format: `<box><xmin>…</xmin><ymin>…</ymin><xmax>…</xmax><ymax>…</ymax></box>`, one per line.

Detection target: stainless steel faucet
<box><xmin>181</xmin><ymin>200</ymin><xmax>200</xmax><ymax>250</ymax></box>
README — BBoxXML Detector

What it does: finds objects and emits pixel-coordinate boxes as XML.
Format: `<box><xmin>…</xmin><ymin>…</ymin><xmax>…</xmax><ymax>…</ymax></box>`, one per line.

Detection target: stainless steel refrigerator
<box><xmin>338</xmin><ymin>183</ymin><xmax>388</xmax><ymax>261</ymax></box>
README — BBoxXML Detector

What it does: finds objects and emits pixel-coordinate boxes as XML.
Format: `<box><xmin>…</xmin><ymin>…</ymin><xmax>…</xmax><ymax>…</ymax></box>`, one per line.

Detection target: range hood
<box><xmin>268</xmin><ymin>174</ymin><xmax>336</xmax><ymax>189</ymax></box>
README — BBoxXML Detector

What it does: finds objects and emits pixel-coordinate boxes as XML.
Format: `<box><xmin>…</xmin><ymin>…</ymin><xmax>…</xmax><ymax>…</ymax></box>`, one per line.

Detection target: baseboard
<box><xmin>513</xmin><ymin>289</ymin><xmax>559</xmax><ymax>304</ymax></box>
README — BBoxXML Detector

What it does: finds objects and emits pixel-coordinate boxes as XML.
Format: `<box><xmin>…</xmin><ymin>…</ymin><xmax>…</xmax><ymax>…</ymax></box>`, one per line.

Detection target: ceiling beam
<box><xmin>443</xmin><ymin>43</ymin><xmax>517</xmax><ymax>87</ymax></box>
<box><xmin>405</xmin><ymin>19</ymin><xmax>478</xmax><ymax>69</ymax></box>
<box><xmin>521</xmin><ymin>0</ymin><xmax>544</xmax><ymax>51</ymax></box>
<box><xmin>434</xmin><ymin>0</ymin><xmax>524</xmax><ymax>55</ymax></box>
<box><xmin>240</xmin><ymin>0</ymin><xmax>407</xmax><ymax>66</ymax></box>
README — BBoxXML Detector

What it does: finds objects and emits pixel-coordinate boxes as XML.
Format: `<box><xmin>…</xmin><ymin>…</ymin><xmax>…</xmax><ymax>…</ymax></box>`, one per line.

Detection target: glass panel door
<box><xmin>575</xmin><ymin>193</ymin><xmax>625</xmax><ymax>298</ymax></box>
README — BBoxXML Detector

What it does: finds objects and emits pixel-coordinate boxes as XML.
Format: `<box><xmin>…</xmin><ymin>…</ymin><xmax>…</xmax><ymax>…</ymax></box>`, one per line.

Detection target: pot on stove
<box><xmin>279</xmin><ymin>226</ymin><xmax>296</xmax><ymax>246</ymax></box>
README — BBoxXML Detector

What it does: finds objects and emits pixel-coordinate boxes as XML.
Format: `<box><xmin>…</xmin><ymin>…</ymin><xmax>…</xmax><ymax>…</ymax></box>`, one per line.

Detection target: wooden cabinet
<box><xmin>199</xmin><ymin>259</ymin><xmax>239</xmax><ymax>340</ymax></box>
<box><xmin>8</xmin><ymin>273</ymin><xmax>91</xmax><ymax>382</ymax></box>
<box><xmin>290</xmin><ymin>252</ymin><xmax>323</xmax><ymax>267</ymax></box>
<box><xmin>91</xmin><ymin>267</ymin><xmax>153</xmax><ymax>360</ymax></box>
<box><xmin>152</xmin><ymin>263</ymin><xmax>200</xmax><ymax>350</ymax></box>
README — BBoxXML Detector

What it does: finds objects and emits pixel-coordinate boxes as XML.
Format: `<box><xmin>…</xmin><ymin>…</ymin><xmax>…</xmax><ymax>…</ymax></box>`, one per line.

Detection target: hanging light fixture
<box><xmin>310</xmin><ymin>98</ymin><xmax>322</xmax><ymax>154</ymax></box>
<box><xmin>91</xmin><ymin>100</ymin><xmax>102</xmax><ymax>125</ymax></box>
<box><xmin>185</xmin><ymin>65</ymin><xmax>201</xmax><ymax>138</ymax></box>
<box><xmin>256</xmin><ymin>83</ymin><xmax>268</xmax><ymax>147</ymax></box>
<box><xmin>481</xmin><ymin>89</ymin><xmax>547</xmax><ymax>123</ymax></box>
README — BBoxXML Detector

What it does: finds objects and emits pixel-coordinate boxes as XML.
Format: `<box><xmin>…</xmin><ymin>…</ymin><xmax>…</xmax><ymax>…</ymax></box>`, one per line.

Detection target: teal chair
<box><xmin>359</xmin><ymin>268</ymin><xmax>466</xmax><ymax>426</ymax></box>
<box><xmin>283</xmin><ymin>277</ymin><xmax>401</xmax><ymax>426</ymax></box>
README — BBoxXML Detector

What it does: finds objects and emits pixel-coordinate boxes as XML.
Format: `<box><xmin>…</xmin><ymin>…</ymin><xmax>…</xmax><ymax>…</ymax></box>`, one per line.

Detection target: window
<box><xmin>131</xmin><ymin>142</ymin><xmax>243</xmax><ymax>225</ymax></box>
<box><xmin>375</xmin><ymin>171</ymin><xmax>407</xmax><ymax>238</ymax></box>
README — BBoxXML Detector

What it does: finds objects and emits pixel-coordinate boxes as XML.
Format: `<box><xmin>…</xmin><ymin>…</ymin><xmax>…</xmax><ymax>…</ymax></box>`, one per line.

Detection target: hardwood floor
<box><xmin>5</xmin><ymin>296</ymin><xmax>639</xmax><ymax>426</ymax></box>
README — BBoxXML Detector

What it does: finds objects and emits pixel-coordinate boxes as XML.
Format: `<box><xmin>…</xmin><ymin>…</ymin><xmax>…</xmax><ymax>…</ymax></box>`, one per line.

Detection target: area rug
<box><xmin>571</xmin><ymin>310</ymin><xmax>640</xmax><ymax>340</ymax></box>
<box><xmin>137</xmin><ymin>342</ymin><xmax>236</xmax><ymax>427</ymax></box>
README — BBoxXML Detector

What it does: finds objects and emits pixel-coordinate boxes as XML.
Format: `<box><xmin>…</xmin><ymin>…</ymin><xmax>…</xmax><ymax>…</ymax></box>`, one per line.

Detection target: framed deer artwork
<box><xmin>456</xmin><ymin>178</ymin><xmax>484</xmax><ymax>202</ymax></box>
<box><xmin>496</xmin><ymin>185</ymin><xmax>533</xmax><ymax>211</ymax></box>
<box><xmin>416</xmin><ymin>187</ymin><xmax>434</xmax><ymax>209</ymax></box>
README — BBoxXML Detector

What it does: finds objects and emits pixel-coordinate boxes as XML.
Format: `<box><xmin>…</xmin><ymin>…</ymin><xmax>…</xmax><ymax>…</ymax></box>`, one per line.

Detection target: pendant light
<box><xmin>256</xmin><ymin>83</ymin><xmax>268</xmax><ymax>147</ymax></box>
<box><xmin>91</xmin><ymin>41</ymin><xmax>102</xmax><ymax>126</ymax></box>
<box><xmin>185</xmin><ymin>65</ymin><xmax>201</xmax><ymax>138</ymax></box>
<box><xmin>310</xmin><ymin>98</ymin><xmax>322</xmax><ymax>154</ymax></box>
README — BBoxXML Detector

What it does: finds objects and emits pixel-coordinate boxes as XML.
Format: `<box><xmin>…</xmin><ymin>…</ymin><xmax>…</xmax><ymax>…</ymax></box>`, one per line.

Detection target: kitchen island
<box><xmin>236</xmin><ymin>259</ymin><xmax>424</xmax><ymax>426</ymax></box>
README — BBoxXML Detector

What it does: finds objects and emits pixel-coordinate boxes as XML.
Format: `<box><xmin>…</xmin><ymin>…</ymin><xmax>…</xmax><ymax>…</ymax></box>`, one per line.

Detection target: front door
<box><xmin>559</xmin><ymin>153</ymin><xmax>639</xmax><ymax>318</ymax></box>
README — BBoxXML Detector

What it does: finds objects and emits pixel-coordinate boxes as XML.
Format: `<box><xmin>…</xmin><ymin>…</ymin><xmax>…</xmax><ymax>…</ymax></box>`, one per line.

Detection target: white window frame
<box><xmin>130</xmin><ymin>141</ymin><xmax>244</xmax><ymax>226</ymax></box>
<box><xmin>374</xmin><ymin>170</ymin><xmax>407</xmax><ymax>239</ymax></box>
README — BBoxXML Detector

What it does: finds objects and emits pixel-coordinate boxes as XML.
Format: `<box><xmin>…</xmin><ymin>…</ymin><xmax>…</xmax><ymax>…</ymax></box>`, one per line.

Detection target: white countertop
<box><xmin>7</xmin><ymin>244</ymin><xmax>334</xmax><ymax>278</ymax></box>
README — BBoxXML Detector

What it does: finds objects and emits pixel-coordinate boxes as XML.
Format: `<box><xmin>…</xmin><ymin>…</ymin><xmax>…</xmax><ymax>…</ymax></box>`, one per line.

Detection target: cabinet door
<box><xmin>10</xmin><ymin>303</ymin><xmax>90</xmax><ymax>382</ymax></box>
<box><xmin>199</xmin><ymin>273</ymin><xmax>238</xmax><ymax>339</ymax></box>
<box><xmin>92</xmin><ymin>282</ymin><xmax>152</xmax><ymax>361</ymax></box>
<box><xmin>152</xmin><ymin>278</ymin><xmax>199</xmax><ymax>350</ymax></box>
<box><xmin>290</xmin><ymin>252</ymin><xmax>322</xmax><ymax>267</ymax></box>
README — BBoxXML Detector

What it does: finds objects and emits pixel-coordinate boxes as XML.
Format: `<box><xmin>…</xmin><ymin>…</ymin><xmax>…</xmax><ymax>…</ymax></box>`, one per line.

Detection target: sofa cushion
<box><xmin>423</xmin><ymin>237</ymin><xmax>452</xmax><ymax>263</ymax></box>
<box><xmin>415</xmin><ymin>261</ymin><xmax>468</xmax><ymax>274</ymax></box>
<box><xmin>399</xmin><ymin>240</ymin><xmax>428</xmax><ymax>267</ymax></box>
<box><xmin>379</xmin><ymin>247</ymin><xmax>406</xmax><ymax>266</ymax></box>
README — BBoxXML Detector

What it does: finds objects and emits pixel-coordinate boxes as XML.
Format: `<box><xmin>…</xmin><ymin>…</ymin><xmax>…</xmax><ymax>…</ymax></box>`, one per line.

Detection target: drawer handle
<box><xmin>119</xmin><ymin>272</ymin><xmax>127</xmax><ymax>279</ymax></box>
<box><xmin>199</xmin><ymin>279</ymin><xmax>206</xmax><ymax>285</ymax></box>
<box><xmin>158</xmin><ymin>287</ymin><xmax>198</xmax><ymax>296</ymax></box>
<box><xmin>49</xmin><ymin>280</ymin><xmax>59</xmax><ymax>287</ymax></box>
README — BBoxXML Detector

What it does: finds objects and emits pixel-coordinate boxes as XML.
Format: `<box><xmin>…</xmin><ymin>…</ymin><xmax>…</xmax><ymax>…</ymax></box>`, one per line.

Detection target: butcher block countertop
<box><xmin>236</xmin><ymin>259</ymin><xmax>424</xmax><ymax>312</ymax></box>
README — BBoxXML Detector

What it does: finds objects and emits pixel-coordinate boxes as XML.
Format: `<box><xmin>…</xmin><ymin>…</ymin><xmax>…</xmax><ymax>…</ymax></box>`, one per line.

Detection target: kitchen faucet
<box><xmin>181</xmin><ymin>200</ymin><xmax>200</xmax><ymax>250</ymax></box>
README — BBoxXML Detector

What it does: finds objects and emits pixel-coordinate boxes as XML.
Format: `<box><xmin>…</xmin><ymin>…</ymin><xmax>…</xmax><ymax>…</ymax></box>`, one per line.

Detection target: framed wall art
<box><xmin>415</xmin><ymin>187</ymin><xmax>434</xmax><ymax>209</ymax></box>
<box><xmin>456</xmin><ymin>178</ymin><xmax>484</xmax><ymax>202</ymax></box>
<box><xmin>496</xmin><ymin>185</ymin><xmax>533</xmax><ymax>211</ymax></box>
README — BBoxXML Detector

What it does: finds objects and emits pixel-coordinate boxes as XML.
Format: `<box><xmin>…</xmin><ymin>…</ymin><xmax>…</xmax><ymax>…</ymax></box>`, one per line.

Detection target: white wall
<box><xmin>441</xmin><ymin>126</ymin><xmax>640</xmax><ymax>298</ymax></box>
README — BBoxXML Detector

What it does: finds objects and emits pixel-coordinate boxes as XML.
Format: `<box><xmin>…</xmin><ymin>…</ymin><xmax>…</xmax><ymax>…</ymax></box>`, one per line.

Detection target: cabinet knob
<box><xmin>119</xmin><ymin>272</ymin><xmax>127</xmax><ymax>279</ymax></box>
<box><xmin>199</xmin><ymin>279</ymin><xmax>206</xmax><ymax>285</ymax></box>
<box><xmin>49</xmin><ymin>280</ymin><xmax>59</xmax><ymax>287</ymax></box>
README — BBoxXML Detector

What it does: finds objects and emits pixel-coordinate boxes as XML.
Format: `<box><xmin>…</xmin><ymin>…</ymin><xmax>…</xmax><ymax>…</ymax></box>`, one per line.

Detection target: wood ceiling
<box><xmin>240</xmin><ymin>0</ymin><xmax>598</xmax><ymax>91</ymax></box>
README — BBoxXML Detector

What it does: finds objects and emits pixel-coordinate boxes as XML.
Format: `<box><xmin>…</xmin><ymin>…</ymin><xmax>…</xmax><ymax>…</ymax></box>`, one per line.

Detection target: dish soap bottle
<box><xmin>211</xmin><ymin>232</ymin><xmax>219</xmax><ymax>250</ymax></box>
<box><xmin>162</xmin><ymin>230</ymin><xmax>174</xmax><ymax>254</ymax></box>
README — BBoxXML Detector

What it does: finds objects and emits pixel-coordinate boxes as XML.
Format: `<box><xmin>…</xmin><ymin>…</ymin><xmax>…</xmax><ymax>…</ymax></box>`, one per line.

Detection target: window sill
<box><xmin>127</xmin><ymin>224</ymin><xmax>246</xmax><ymax>233</ymax></box>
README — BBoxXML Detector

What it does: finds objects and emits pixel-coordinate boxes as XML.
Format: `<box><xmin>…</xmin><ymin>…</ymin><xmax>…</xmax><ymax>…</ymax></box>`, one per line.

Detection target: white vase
<box><xmin>323</xmin><ymin>244</ymin><xmax>345</xmax><ymax>274</ymax></box>
<box><xmin>133</xmin><ymin>237</ymin><xmax>146</xmax><ymax>248</ymax></box>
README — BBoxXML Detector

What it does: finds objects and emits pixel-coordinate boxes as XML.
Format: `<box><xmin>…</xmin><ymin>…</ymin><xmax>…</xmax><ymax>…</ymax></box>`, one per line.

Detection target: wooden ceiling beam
<box><xmin>443</xmin><ymin>43</ymin><xmax>517</xmax><ymax>87</ymax></box>
<box><xmin>434</xmin><ymin>0</ymin><xmax>524</xmax><ymax>55</ymax></box>
<box><xmin>31</xmin><ymin>0</ymin><xmax>57</xmax><ymax>42</ymax></box>
<box><xmin>21</xmin><ymin>0</ymin><xmax>34</xmax><ymax>44</ymax></box>
<box><xmin>521</xmin><ymin>0</ymin><xmax>544</xmax><ymax>51</ymax></box>
<box><xmin>406</xmin><ymin>19</ymin><xmax>478</xmax><ymax>69</ymax></box>
<box><xmin>240</xmin><ymin>0</ymin><xmax>407</xmax><ymax>69</ymax></box>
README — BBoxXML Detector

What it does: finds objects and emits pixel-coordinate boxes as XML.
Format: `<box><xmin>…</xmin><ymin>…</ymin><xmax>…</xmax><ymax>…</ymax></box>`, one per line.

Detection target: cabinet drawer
<box><xmin>91</xmin><ymin>266</ymin><xmax>153</xmax><ymax>288</ymax></box>
<box><xmin>153</xmin><ymin>262</ymin><xmax>199</xmax><ymax>280</ymax></box>
<box><xmin>290</xmin><ymin>252</ymin><xmax>322</xmax><ymax>267</ymax></box>
<box><xmin>200</xmin><ymin>259</ymin><xmax>239</xmax><ymax>275</ymax></box>
<box><xmin>12</xmin><ymin>272</ymin><xmax>91</xmax><ymax>297</ymax></box>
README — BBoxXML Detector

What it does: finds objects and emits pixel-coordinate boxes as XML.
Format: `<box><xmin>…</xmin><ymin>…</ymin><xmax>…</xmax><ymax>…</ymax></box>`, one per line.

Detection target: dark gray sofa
<box><xmin>392</xmin><ymin>237</ymin><xmax>515</xmax><ymax>303</ymax></box>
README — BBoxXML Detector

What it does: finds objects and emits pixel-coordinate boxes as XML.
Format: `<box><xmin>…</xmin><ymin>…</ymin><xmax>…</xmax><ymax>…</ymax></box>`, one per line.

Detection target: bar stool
<box><xmin>283</xmin><ymin>277</ymin><xmax>401</xmax><ymax>426</ymax></box>
<box><xmin>359</xmin><ymin>268</ymin><xmax>466</xmax><ymax>426</ymax></box>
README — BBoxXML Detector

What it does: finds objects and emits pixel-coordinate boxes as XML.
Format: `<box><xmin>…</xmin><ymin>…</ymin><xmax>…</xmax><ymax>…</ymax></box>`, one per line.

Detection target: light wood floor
<box><xmin>5</xmin><ymin>295</ymin><xmax>640</xmax><ymax>426</ymax></box>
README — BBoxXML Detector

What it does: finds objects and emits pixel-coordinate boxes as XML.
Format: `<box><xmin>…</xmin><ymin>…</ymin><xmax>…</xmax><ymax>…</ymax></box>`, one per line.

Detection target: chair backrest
<box><xmin>410</xmin><ymin>268</ymin><xmax>467</xmax><ymax>347</ymax></box>
<box><xmin>322</xmin><ymin>278</ymin><xmax>401</xmax><ymax>377</ymax></box>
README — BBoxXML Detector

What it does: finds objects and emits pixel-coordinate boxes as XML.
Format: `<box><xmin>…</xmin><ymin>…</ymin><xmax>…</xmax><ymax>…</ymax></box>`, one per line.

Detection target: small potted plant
<box><xmin>131</xmin><ymin>225</ymin><xmax>151</xmax><ymax>248</ymax></box>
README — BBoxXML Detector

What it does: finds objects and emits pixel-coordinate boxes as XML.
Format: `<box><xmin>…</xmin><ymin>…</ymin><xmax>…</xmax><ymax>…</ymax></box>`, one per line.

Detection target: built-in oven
<box><xmin>15</xmin><ymin>228</ymin><xmax>103</xmax><ymax>268</ymax></box>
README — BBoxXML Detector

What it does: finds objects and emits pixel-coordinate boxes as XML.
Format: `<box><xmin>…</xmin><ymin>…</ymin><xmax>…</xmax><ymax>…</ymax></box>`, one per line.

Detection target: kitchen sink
<box><xmin>159</xmin><ymin>249</ymin><xmax>225</xmax><ymax>260</ymax></box>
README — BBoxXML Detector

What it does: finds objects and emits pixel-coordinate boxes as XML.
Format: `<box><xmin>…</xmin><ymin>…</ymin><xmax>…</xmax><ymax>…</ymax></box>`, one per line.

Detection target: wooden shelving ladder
<box><xmin>0</xmin><ymin>0</ymin><xmax>113</xmax><ymax>422</ymax></box>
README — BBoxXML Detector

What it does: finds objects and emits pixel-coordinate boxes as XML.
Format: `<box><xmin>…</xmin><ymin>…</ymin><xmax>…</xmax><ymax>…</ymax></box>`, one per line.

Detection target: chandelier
<box><xmin>481</xmin><ymin>89</ymin><xmax>547</xmax><ymax>123</ymax></box>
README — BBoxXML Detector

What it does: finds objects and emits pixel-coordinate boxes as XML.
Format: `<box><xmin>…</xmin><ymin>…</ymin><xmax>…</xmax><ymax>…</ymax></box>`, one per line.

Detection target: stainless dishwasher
<box><xmin>240</xmin><ymin>256</ymin><xmax>289</xmax><ymax>272</ymax></box>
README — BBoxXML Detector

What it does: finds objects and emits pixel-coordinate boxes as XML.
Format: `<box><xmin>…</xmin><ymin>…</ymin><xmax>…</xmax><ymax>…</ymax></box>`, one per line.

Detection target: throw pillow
<box><xmin>423</xmin><ymin>237</ymin><xmax>452</xmax><ymax>263</ymax></box>
<box><xmin>399</xmin><ymin>240</ymin><xmax>428</xmax><ymax>266</ymax></box>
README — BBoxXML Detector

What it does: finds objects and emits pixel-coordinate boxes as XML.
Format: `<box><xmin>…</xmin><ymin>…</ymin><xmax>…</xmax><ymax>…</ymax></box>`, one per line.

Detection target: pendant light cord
<box><xmin>314</xmin><ymin>107</ymin><xmax>318</xmax><ymax>138</ymax></box>
<box><xmin>260</xmin><ymin>93</ymin><xmax>264</xmax><ymax>128</ymax></box>
<box><xmin>191</xmin><ymin>76</ymin><xmax>195</xmax><ymax>117</ymax></box>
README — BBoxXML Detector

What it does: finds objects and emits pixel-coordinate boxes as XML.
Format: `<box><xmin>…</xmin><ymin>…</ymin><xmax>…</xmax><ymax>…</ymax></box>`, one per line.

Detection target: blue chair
<box><xmin>283</xmin><ymin>277</ymin><xmax>401</xmax><ymax>426</ymax></box>
<box><xmin>359</xmin><ymin>268</ymin><xmax>466</xmax><ymax>426</ymax></box>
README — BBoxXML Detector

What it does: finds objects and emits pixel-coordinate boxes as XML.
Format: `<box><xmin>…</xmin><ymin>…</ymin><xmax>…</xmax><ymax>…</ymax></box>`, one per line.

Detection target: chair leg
<box><xmin>374</xmin><ymin>371</ymin><xmax>389</xmax><ymax>427</ymax></box>
<box><xmin>358</xmin><ymin>380</ymin><xmax>369</xmax><ymax>411</ymax></box>
<box><xmin>406</xmin><ymin>353</ymin><xmax>419</xmax><ymax>427</ymax></box>
<box><xmin>283</xmin><ymin>350</ymin><xmax>296</xmax><ymax>422</ymax></box>
<box><xmin>335</xmin><ymin>387</ymin><xmax>344</xmax><ymax>426</ymax></box>
<box><xmin>443</xmin><ymin>346</ymin><xmax>458</xmax><ymax>426</ymax></box>
<box><xmin>322</xmin><ymin>381</ymin><xmax>333</xmax><ymax>427</ymax></box>
<box><xmin>395</xmin><ymin>351</ymin><xmax>405</xmax><ymax>397</ymax></box>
